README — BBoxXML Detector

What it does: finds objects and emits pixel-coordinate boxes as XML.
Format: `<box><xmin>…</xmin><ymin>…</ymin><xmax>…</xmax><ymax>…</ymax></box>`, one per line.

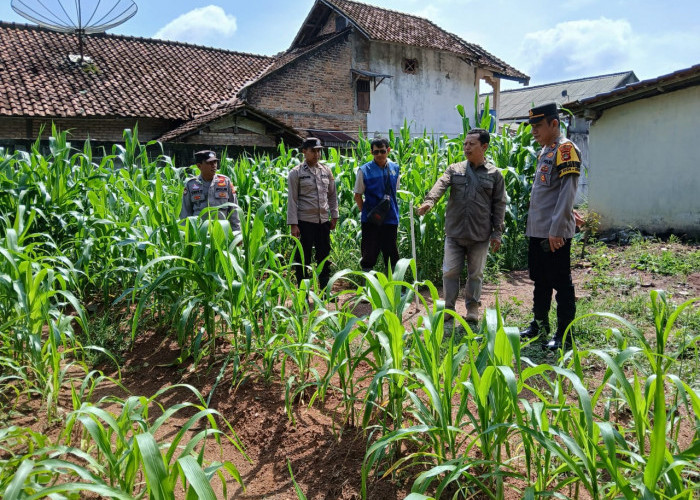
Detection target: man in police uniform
<box><xmin>417</xmin><ymin>128</ymin><xmax>506</xmax><ymax>323</ymax></box>
<box><xmin>520</xmin><ymin>103</ymin><xmax>581</xmax><ymax>350</ymax></box>
<box><xmin>287</xmin><ymin>137</ymin><xmax>339</xmax><ymax>290</ymax></box>
<box><xmin>180</xmin><ymin>150</ymin><xmax>240</xmax><ymax>231</ymax></box>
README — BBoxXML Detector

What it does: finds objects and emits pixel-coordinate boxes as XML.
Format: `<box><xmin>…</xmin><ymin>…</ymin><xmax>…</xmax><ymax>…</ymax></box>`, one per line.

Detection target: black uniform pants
<box><xmin>360</xmin><ymin>222</ymin><xmax>400</xmax><ymax>273</ymax></box>
<box><xmin>293</xmin><ymin>221</ymin><xmax>331</xmax><ymax>289</ymax></box>
<box><xmin>528</xmin><ymin>237</ymin><xmax>576</xmax><ymax>336</ymax></box>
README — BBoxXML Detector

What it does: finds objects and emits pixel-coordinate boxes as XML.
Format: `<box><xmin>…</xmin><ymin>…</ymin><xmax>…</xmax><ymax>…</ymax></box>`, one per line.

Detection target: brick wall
<box><xmin>0</xmin><ymin>116</ymin><xmax>173</xmax><ymax>142</ymax></box>
<box><xmin>246</xmin><ymin>35</ymin><xmax>366</xmax><ymax>135</ymax></box>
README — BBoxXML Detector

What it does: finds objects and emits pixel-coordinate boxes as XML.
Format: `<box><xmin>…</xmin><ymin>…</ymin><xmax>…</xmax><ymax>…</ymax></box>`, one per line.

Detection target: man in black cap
<box><xmin>180</xmin><ymin>150</ymin><xmax>240</xmax><ymax>231</ymax></box>
<box><xmin>520</xmin><ymin>103</ymin><xmax>581</xmax><ymax>350</ymax></box>
<box><xmin>287</xmin><ymin>137</ymin><xmax>339</xmax><ymax>290</ymax></box>
<box><xmin>353</xmin><ymin>137</ymin><xmax>401</xmax><ymax>275</ymax></box>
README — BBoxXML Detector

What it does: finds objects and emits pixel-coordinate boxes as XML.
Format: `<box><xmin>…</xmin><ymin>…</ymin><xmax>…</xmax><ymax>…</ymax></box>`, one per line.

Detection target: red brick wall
<box><xmin>245</xmin><ymin>35</ymin><xmax>366</xmax><ymax>135</ymax></box>
<box><xmin>0</xmin><ymin>116</ymin><xmax>173</xmax><ymax>142</ymax></box>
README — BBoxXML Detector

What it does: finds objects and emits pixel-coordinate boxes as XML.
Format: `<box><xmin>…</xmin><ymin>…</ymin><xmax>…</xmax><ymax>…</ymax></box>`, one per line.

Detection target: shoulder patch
<box><xmin>556</xmin><ymin>143</ymin><xmax>581</xmax><ymax>177</ymax></box>
<box><xmin>556</xmin><ymin>144</ymin><xmax>580</xmax><ymax>164</ymax></box>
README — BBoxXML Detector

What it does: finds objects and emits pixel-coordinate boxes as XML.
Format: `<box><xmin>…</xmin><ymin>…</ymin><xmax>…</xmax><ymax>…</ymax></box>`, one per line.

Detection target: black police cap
<box><xmin>528</xmin><ymin>103</ymin><xmax>559</xmax><ymax>124</ymax></box>
<box><xmin>301</xmin><ymin>137</ymin><xmax>323</xmax><ymax>150</ymax></box>
<box><xmin>194</xmin><ymin>150</ymin><xmax>218</xmax><ymax>163</ymax></box>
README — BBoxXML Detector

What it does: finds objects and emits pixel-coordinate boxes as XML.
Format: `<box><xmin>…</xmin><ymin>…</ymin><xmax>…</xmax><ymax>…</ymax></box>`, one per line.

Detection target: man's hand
<box><xmin>490</xmin><ymin>238</ymin><xmax>501</xmax><ymax>252</ymax></box>
<box><xmin>417</xmin><ymin>203</ymin><xmax>431</xmax><ymax>216</ymax></box>
<box><xmin>549</xmin><ymin>235</ymin><xmax>565</xmax><ymax>252</ymax></box>
<box><xmin>330</xmin><ymin>218</ymin><xmax>338</xmax><ymax>230</ymax></box>
<box><xmin>573</xmin><ymin>209</ymin><xmax>584</xmax><ymax>228</ymax></box>
<box><xmin>290</xmin><ymin>224</ymin><xmax>300</xmax><ymax>238</ymax></box>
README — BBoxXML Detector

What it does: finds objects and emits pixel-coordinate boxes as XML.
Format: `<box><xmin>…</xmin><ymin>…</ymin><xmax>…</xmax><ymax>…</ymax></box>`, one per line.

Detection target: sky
<box><xmin>2</xmin><ymin>0</ymin><xmax>698</xmax><ymax>89</ymax></box>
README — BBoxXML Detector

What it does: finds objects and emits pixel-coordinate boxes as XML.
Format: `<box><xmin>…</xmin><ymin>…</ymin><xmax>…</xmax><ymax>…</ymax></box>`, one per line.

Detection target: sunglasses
<box><xmin>371</xmin><ymin>149</ymin><xmax>387</xmax><ymax>155</ymax></box>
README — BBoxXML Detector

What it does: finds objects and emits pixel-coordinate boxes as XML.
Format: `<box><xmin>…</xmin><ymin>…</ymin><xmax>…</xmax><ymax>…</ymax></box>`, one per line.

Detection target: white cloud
<box><xmin>626</xmin><ymin>31</ymin><xmax>700</xmax><ymax>80</ymax></box>
<box><xmin>517</xmin><ymin>18</ymin><xmax>634</xmax><ymax>81</ymax></box>
<box><xmin>154</xmin><ymin>5</ymin><xmax>237</xmax><ymax>46</ymax></box>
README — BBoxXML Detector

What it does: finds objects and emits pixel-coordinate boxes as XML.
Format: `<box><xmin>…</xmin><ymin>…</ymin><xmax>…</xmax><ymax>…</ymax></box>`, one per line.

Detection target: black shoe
<box><xmin>520</xmin><ymin>321</ymin><xmax>548</xmax><ymax>339</ymax></box>
<box><xmin>544</xmin><ymin>334</ymin><xmax>573</xmax><ymax>351</ymax></box>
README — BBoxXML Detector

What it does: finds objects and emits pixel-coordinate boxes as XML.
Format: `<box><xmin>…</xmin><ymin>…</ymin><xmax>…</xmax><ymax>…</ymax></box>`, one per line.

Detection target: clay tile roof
<box><xmin>321</xmin><ymin>0</ymin><xmax>528</xmax><ymax>83</ymax></box>
<box><xmin>158</xmin><ymin>98</ymin><xmax>302</xmax><ymax>144</ymax></box>
<box><xmin>0</xmin><ymin>22</ymin><xmax>273</xmax><ymax>119</ymax></box>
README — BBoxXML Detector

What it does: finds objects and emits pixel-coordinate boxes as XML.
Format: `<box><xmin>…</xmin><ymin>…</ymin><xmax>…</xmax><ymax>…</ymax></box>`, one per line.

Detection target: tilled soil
<box><xmin>5</xmin><ymin>242</ymin><xmax>699</xmax><ymax>499</ymax></box>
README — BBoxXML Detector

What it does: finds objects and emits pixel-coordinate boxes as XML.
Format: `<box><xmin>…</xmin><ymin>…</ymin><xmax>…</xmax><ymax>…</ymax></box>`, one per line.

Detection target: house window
<box><xmin>403</xmin><ymin>58</ymin><xmax>417</xmax><ymax>74</ymax></box>
<box><xmin>357</xmin><ymin>79</ymin><xmax>370</xmax><ymax>112</ymax></box>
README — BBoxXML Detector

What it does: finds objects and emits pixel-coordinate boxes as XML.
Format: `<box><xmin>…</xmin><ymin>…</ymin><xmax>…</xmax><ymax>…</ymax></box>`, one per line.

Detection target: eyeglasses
<box><xmin>371</xmin><ymin>149</ymin><xmax>387</xmax><ymax>155</ymax></box>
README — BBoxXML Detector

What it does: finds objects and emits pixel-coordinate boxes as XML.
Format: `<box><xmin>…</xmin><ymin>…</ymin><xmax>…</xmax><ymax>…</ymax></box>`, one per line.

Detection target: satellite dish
<box><xmin>11</xmin><ymin>0</ymin><xmax>138</xmax><ymax>60</ymax></box>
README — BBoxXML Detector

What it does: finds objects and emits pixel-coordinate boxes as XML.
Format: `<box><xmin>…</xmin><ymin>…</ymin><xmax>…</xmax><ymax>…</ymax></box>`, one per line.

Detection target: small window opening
<box><xmin>403</xmin><ymin>58</ymin><xmax>417</xmax><ymax>74</ymax></box>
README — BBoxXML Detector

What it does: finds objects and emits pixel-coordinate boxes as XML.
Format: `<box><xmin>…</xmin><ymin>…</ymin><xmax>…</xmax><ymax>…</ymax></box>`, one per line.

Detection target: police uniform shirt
<box><xmin>287</xmin><ymin>161</ymin><xmax>339</xmax><ymax>225</ymax></box>
<box><xmin>180</xmin><ymin>173</ymin><xmax>240</xmax><ymax>231</ymax></box>
<box><xmin>526</xmin><ymin>137</ymin><xmax>581</xmax><ymax>239</ymax></box>
<box><xmin>423</xmin><ymin>160</ymin><xmax>506</xmax><ymax>242</ymax></box>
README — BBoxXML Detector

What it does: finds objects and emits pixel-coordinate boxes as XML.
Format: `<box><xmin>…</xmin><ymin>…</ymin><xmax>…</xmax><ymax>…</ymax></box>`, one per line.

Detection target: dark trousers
<box><xmin>360</xmin><ymin>222</ymin><xmax>400</xmax><ymax>272</ymax></box>
<box><xmin>528</xmin><ymin>237</ymin><xmax>576</xmax><ymax>336</ymax></box>
<box><xmin>293</xmin><ymin>221</ymin><xmax>331</xmax><ymax>289</ymax></box>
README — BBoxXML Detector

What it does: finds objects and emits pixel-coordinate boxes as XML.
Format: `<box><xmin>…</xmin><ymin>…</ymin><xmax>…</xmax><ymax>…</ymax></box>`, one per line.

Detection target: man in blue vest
<box><xmin>353</xmin><ymin>138</ymin><xmax>401</xmax><ymax>273</ymax></box>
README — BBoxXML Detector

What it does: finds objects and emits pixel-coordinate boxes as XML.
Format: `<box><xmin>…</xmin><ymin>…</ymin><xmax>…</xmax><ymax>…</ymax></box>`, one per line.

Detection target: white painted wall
<box><xmin>365</xmin><ymin>42</ymin><xmax>478</xmax><ymax>138</ymax></box>
<box><xmin>588</xmin><ymin>85</ymin><xmax>700</xmax><ymax>235</ymax></box>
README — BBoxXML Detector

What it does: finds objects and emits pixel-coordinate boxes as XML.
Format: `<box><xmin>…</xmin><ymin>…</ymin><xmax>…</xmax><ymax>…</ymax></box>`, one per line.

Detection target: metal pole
<box><xmin>409</xmin><ymin>200</ymin><xmax>419</xmax><ymax>311</ymax></box>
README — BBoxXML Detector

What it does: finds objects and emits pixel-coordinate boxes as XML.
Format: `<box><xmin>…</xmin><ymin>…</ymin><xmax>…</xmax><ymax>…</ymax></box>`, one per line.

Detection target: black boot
<box><xmin>520</xmin><ymin>319</ymin><xmax>549</xmax><ymax>339</ymax></box>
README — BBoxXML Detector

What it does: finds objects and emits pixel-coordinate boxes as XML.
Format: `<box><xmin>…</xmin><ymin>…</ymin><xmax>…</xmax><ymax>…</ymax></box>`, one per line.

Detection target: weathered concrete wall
<box><xmin>587</xmin><ymin>85</ymin><xmax>700</xmax><ymax>235</ymax></box>
<box><xmin>364</xmin><ymin>42</ymin><xmax>478</xmax><ymax>138</ymax></box>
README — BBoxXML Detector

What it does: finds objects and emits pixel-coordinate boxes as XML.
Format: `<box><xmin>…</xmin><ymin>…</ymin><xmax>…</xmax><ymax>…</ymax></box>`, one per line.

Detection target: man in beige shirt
<box><xmin>287</xmin><ymin>137</ymin><xmax>339</xmax><ymax>290</ymax></box>
<box><xmin>418</xmin><ymin>128</ymin><xmax>506</xmax><ymax>322</ymax></box>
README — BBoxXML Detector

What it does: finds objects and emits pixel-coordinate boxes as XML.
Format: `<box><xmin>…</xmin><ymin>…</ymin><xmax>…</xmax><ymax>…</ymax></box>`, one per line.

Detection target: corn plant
<box><xmin>60</xmin><ymin>384</ymin><xmax>246</xmax><ymax>498</ymax></box>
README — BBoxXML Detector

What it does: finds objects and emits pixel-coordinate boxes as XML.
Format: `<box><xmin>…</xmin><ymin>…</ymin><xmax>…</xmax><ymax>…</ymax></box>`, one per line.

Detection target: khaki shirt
<box><xmin>180</xmin><ymin>174</ymin><xmax>240</xmax><ymax>231</ymax></box>
<box><xmin>423</xmin><ymin>160</ymin><xmax>506</xmax><ymax>241</ymax></box>
<box><xmin>287</xmin><ymin>161</ymin><xmax>339</xmax><ymax>225</ymax></box>
<box><xmin>526</xmin><ymin>137</ymin><xmax>581</xmax><ymax>239</ymax></box>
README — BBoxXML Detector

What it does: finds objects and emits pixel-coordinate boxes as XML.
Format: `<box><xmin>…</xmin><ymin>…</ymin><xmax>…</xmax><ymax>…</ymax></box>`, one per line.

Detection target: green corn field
<box><xmin>0</xmin><ymin>117</ymin><xmax>698</xmax><ymax>500</ymax></box>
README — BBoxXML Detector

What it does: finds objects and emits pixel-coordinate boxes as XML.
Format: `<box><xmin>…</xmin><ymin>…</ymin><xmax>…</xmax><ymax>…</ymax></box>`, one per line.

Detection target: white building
<box><xmin>566</xmin><ymin>65</ymin><xmax>700</xmax><ymax>236</ymax></box>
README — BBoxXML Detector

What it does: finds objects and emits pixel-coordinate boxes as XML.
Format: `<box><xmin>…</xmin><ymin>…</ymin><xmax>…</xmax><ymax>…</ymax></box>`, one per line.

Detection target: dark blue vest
<box><xmin>360</xmin><ymin>160</ymin><xmax>400</xmax><ymax>225</ymax></box>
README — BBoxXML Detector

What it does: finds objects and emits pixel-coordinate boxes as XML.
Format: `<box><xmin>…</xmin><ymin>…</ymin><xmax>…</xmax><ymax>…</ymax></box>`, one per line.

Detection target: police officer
<box><xmin>418</xmin><ymin>128</ymin><xmax>506</xmax><ymax>323</ymax></box>
<box><xmin>179</xmin><ymin>150</ymin><xmax>240</xmax><ymax>231</ymax></box>
<box><xmin>520</xmin><ymin>103</ymin><xmax>581</xmax><ymax>350</ymax></box>
<box><xmin>287</xmin><ymin>137</ymin><xmax>339</xmax><ymax>290</ymax></box>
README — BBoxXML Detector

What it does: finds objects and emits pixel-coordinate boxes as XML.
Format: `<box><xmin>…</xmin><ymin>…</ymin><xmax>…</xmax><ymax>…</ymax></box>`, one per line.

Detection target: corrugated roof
<box><xmin>480</xmin><ymin>71</ymin><xmax>638</xmax><ymax>121</ymax></box>
<box><xmin>565</xmin><ymin>64</ymin><xmax>700</xmax><ymax>117</ymax></box>
<box><xmin>0</xmin><ymin>22</ymin><xmax>273</xmax><ymax>119</ymax></box>
<box><xmin>293</xmin><ymin>0</ymin><xmax>528</xmax><ymax>83</ymax></box>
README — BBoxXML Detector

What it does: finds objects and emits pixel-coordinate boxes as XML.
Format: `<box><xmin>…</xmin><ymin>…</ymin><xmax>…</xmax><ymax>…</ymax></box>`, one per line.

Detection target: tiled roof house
<box><xmin>0</xmin><ymin>0</ymin><xmax>528</xmax><ymax>155</ymax></box>
<box><xmin>0</xmin><ymin>21</ymin><xmax>301</xmax><ymax>156</ymax></box>
<box><xmin>229</xmin><ymin>0</ymin><xmax>529</xmax><ymax>142</ymax></box>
